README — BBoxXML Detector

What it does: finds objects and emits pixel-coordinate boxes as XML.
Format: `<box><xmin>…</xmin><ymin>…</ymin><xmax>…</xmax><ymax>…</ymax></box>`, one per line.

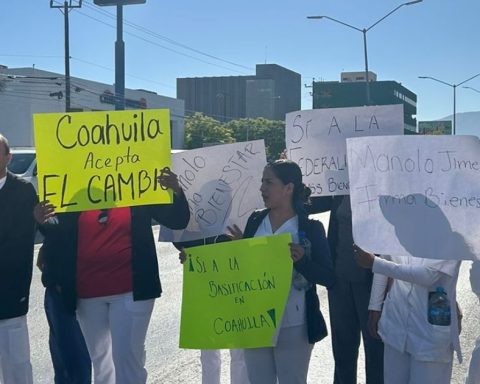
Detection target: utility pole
<box><xmin>50</xmin><ymin>0</ymin><xmax>82</xmax><ymax>112</ymax></box>
<box><xmin>304</xmin><ymin>77</ymin><xmax>315</xmax><ymax>108</ymax></box>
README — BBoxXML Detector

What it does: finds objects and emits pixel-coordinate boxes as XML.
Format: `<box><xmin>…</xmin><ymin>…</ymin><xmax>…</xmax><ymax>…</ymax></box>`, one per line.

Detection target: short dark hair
<box><xmin>0</xmin><ymin>134</ymin><xmax>10</xmax><ymax>155</ymax></box>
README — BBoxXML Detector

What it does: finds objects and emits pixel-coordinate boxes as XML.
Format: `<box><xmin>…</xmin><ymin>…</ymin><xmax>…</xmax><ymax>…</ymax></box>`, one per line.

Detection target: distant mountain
<box><xmin>438</xmin><ymin>111</ymin><xmax>480</xmax><ymax>137</ymax></box>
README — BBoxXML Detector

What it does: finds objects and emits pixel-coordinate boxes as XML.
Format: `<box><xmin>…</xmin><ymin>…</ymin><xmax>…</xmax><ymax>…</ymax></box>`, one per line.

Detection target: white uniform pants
<box><xmin>76</xmin><ymin>292</ymin><xmax>154</xmax><ymax>384</ymax></box>
<box><xmin>243</xmin><ymin>324</ymin><xmax>313</xmax><ymax>384</ymax></box>
<box><xmin>200</xmin><ymin>349</ymin><xmax>250</xmax><ymax>384</ymax></box>
<box><xmin>466</xmin><ymin>336</ymin><xmax>480</xmax><ymax>384</ymax></box>
<box><xmin>384</xmin><ymin>343</ymin><xmax>453</xmax><ymax>384</ymax></box>
<box><xmin>0</xmin><ymin>316</ymin><xmax>33</xmax><ymax>384</ymax></box>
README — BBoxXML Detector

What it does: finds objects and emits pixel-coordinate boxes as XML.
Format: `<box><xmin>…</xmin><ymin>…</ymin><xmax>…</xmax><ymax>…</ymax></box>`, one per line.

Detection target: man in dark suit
<box><xmin>310</xmin><ymin>195</ymin><xmax>384</xmax><ymax>384</ymax></box>
<box><xmin>0</xmin><ymin>133</ymin><xmax>38</xmax><ymax>384</ymax></box>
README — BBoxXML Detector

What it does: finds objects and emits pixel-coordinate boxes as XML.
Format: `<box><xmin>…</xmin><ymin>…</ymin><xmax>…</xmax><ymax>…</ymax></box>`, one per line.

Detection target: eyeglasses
<box><xmin>97</xmin><ymin>209</ymin><xmax>109</xmax><ymax>225</ymax></box>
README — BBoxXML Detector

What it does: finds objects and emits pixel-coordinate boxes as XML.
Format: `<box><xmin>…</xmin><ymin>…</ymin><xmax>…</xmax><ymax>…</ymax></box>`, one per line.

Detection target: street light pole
<box><xmin>115</xmin><ymin>4</ymin><xmax>125</xmax><ymax>110</ymax></box>
<box><xmin>93</xmin><ymin>0</ymin><xmax>146</xmax><ymax>110</ymax></box>
<box><xmin>418</xmin><ymin>73</ymin><xmax>480</xmax><ymax>135</ymax></box>
<box><xmin>453</xmin><ymin>85</ymin><xmax>456</xmax><ymax>134</ymax></box>
<box><xmin>50</xmin><ymin>0</ymin><xmax>83</xmax><ymax>112</ymax></box>
<box><xmin>307</xmin><ymin>0</ymin><xmax>422</xmax><ymax>105</ymax></box>
<box><xmin>362</xmin><ymin>30</ymin><xmax>370</xmax><ymax>103</ymax></box>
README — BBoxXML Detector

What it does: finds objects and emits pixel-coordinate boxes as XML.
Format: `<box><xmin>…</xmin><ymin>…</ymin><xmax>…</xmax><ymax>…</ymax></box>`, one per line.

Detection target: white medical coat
<box><xmin>369</xmin><ymin>255</ymin><xmax>461</xmax><ymax>363</ymax></box>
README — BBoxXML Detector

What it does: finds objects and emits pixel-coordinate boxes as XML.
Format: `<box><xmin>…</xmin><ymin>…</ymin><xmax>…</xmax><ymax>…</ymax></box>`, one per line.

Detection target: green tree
<box><xmin>184</xmin><ymin>112</ymin><xmax>234</xmax><ymax>149</ymax></box>
<box><xmin>226</xmin><ymin>118</ymin><xmax>285</xmax><ymax>161</ymax></box>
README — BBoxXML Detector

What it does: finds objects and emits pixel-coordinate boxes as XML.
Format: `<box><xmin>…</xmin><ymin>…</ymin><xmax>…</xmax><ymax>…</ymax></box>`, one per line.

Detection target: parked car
<box><xmin>7</xmin><ymin>147</ymin><xmax>37</xmax><ymax>192</ymax></box>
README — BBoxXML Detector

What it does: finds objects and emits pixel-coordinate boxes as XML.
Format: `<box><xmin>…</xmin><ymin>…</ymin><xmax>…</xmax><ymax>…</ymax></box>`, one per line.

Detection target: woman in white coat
<box><xmin>466</xmin><ymin>261</ymin><xmax>480</xmax><ymax>384</ymax></box>
<box><xmin>354</xmin><ymin>247</ymin><xmax>461</xmax><ymax>384</ymax></box>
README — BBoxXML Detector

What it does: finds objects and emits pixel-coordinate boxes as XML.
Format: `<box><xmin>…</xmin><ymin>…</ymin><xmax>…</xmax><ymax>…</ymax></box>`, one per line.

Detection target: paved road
<box><xmin>28</xmin><ymin>216</ymin><xmax>479</xmax><ymax>383</ymax></box>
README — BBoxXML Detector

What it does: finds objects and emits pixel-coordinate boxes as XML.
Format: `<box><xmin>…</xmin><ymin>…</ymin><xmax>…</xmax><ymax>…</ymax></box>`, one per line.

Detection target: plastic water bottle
<box><xmin>428</xmin><ymin>287</ymin><xmax>451</xmax><ymax>326</ymax></box>
<box><xmin>292</xmin><ymin>231</ymin><xmax>312</xmax><ymax>290</ymax></box>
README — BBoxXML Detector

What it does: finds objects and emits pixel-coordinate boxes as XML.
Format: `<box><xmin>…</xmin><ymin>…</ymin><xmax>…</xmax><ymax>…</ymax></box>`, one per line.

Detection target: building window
<box><xmin>394</xmin><ymin>90</ymin><xmax>416</xmax><ymax>107</ymax></box>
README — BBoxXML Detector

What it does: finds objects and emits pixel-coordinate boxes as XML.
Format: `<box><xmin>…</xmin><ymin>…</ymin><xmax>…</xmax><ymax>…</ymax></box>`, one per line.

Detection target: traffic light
<box><xmin>93</xmin><ymin>0</ymin><xmax>146</xmax><ymax>5</ymax></box>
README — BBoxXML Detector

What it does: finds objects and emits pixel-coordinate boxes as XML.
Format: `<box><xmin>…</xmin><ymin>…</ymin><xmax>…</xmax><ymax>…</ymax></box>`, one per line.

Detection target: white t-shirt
<box><xmin>369</xmin><ymin>255</ymin><xmax>461</xmax><ymax>363</ymax></box>
<box><xmin>253</xmin><ymin>214</ymin><xmax>306</xmax><ymax>328</ymax></box>
<box><xmin>0</xmin><ymin>175</ymin><xmax>6</xmax><ymax>191</ymax></box>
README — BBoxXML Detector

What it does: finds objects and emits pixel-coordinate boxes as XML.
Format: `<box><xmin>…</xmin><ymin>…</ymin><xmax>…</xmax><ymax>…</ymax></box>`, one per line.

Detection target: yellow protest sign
<box><xmin>33</xmin><ymin>109</ymin><xmax>172</xmax><ymax>212</ymax></box>
<box><xmin>180</xmin><ymin>234</ymin><xmax>293</xmax><ymax>349</ymax></box>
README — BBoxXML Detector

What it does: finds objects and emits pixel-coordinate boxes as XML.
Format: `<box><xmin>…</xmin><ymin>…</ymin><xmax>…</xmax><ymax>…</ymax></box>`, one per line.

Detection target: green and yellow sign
<box><xmin>33</xmin><ymin>109</ymin><xmax>171</xmax><ymax>212</ymax></box>
<box><xmin>180</xmin><ymin>234</ymin><xmax>293</xmax><ymax>349</ymax></box>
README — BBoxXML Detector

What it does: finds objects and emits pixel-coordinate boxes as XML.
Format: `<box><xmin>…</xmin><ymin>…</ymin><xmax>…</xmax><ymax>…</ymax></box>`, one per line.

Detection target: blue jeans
<box><xmin>44</xmin><ymin>286</ymin><xmax>92</xmax><ymax>384</ymax></box>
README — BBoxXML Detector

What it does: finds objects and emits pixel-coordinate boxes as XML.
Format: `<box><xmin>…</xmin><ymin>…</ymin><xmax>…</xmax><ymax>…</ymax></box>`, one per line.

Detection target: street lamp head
<box><xmin>405</xmin><ymin>0</ymin><xmax>423</xmax><ymax>5</ymax></box>
<box><xmin>307</xmin><ymin>16</ymin><xmax>324</xmax><ymax>20</ymax></box>
<box><xmin>94</xmin><ymin>0</ymin><xmax>145</xmax><ymax>5</ymax></box>
<box><xmin>463</xmin><ymin>86</ymin><xmax>480</xmax><ymax>94</ymax></box>
<box><xmin>418</xmin><ymin>75</ymin><xmax>453</xmax><ymax>87</ymax></box>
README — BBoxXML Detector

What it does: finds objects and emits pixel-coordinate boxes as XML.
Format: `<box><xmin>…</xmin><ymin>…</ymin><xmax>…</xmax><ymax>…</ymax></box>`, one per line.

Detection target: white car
<box><xmin>7</xmin><ymin>147</ymin><xmax>37</xmax><ymax>192</ymax></box>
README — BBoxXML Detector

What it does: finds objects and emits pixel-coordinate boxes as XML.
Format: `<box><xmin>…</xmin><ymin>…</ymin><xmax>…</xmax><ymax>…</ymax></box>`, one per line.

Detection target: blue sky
<box><xmin>1</xmin><ymin>0</ymin><xmax>480</xmax><ymax>123</ymax></box>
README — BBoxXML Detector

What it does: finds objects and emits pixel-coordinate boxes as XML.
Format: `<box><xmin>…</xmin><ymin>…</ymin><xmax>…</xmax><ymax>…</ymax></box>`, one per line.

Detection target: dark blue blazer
<box><xmin>242</xmin><ymin>208</ymin><xmax>334</xmax><ymax>343</ymax></box>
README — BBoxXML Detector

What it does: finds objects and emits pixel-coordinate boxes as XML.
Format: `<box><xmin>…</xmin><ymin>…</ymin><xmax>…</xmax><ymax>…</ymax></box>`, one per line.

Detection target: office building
<box><xmin>0</xmin><ymin>65</ymin><xmax>185</xmax><ymax>147</ymax></box>
<box><xmin>313</xmin><ymin>71</ymin><xmax>417</xmax><ymax>132</ymax></box>
<box><xmin>177</xmin><ymin>64</ymin><xmax>301</xmax><ymax>122</ymax></box>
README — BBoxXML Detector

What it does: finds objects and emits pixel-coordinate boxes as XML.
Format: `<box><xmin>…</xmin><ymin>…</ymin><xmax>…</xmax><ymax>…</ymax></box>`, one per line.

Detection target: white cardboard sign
<box><xmin>159</xmin><ymin>140</ymin><xmax>266</xmax><ymax>242</ymax></box>
<box><xmin>285</xmin><ymin>105</ymin><xmax>404</xmax><ymax>196</ymax></box>
<box><xmin>347</xmin><ymin>135</ymin><xmax>480</xmax><ymax>260</ymax></box>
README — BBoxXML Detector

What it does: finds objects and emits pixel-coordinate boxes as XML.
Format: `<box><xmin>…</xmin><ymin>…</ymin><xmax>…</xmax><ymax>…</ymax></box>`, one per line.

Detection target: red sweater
<box><xmin>76</xmin><ymin>207</ymin><xmax>133</xmax><ymax>298</ymax></box>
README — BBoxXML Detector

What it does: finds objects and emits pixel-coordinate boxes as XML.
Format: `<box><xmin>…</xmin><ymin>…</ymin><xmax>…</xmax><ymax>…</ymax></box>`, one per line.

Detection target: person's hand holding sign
<box><xmin>289</xmin><ymin>243</ymin><xmax>305</xmax><ymax>263</ymax></box>
<box><xmin>34</xmin><ymin>200</ymin><xmax>56</xmax><ymax>224</ymax></box>
<box><xmin>157</xmin><ymin>167</ymin><xmax>182</xmax><ymax>195</ymax></box>
<box><xmin>178</xmin><ymin>247</ymin><xmax>187</xmax><ymax>264</ymax></box>
<box><xmin>353</xmin><ymin>244</ymin><xmax>375</xmax><ymax>269</ymax></box>
<box><xmin>226</xmin><ymin>224</ymin><xmax>243</xmax><ymax>241</ymax></box>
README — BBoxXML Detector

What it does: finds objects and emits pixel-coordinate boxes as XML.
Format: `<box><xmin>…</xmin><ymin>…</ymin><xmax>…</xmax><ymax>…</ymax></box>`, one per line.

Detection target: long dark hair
<box><xmin>266</xmin><ymin>159</ymin><xmax>311</xmax><ymax>216</ymax></box>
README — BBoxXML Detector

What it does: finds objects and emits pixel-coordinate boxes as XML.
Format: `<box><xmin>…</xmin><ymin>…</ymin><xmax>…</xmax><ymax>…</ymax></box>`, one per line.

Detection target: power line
<box><xmin>1</xmin><ymin>72</ymin><xmax>244</xmax><ymax>122</ymax></box>
<box><xmin>64</xmin><ymin>79</ymin><xmax>188</xmax><ymax>118</ymax></box>
<box><xmin>0</xmin><ymin>73</ymin><xmax>63</xmax><ymax>80</ymax></box>
<box><xmin>80</xmin><ymin>1</ymin><xmax>253</xmax><ymax>72</ymax></box>
<box><xmin>74</xmin><ymin>9</ymin><xmax>249</xmax><ymax>75</ymax></box>
<box><xmin>0</xmin><ymin>54</ymin><xmax>64</xmax><ymax>59</ymax></box>
<box><xmin>64</xmin><ymin>79</ymin><xmax>240</xmax><ymax>121</ymax></box>
<box><xmin>3</xmin><ymin>2</ymin><xmax>254</xmax><ymax>98</ymax></box>
<box><xmin>70</xmin><ymin>57</ymin><xmax>175</xmax><ymax>89</ymax></box>
<box><xmin>0</xmin><ymin>57</ymin><xmax>175</xmax><ymax>90</ymax></box>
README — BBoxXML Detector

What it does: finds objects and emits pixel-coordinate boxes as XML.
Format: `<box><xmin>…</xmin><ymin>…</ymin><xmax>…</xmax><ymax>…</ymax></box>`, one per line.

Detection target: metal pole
<box><xmin>51</xmin><ymin>0</ymin><xmax>82</xmax><ymax>112</ymax></box>
<box><xmin>115</xmin><ymin>4</ymin><xmax>125</xmax><ymax>110</ymax></box>
<box><xmin>64</xmin><ymin>1</ymin><xmax>71</xmax><ymax>112</ymax></box>
<box><xmin>418</xmin><ymin>73</ymin><xmax>480</xmax><ymax>136</ymax></box>
<box><xmin>308</xmin><ymin>2</ymin><xmax>422</xmax><ymax>107</ymax></box>
<box><xmin>363</xmin><ymin>29</ymin><xmax>370</xmax><ymax>105</ymax></box>
<box><xmin>453</xmin><ymin>85</ymin><xmax>456</xmax><ymax>135</ymax></box>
